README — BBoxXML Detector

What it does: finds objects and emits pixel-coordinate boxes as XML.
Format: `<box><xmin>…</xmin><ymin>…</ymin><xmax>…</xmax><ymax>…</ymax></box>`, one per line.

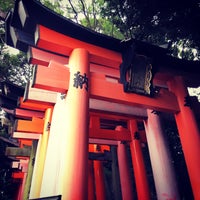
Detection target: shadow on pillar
<box><xmin>140</xmin><ymin>144</ymin><xmax>157</xmax><ymax>199</ymax></box>
<box><xmin>136</xmin><ymin>121</ymin><xmax>157</xmax><ymax>199</ymax></box>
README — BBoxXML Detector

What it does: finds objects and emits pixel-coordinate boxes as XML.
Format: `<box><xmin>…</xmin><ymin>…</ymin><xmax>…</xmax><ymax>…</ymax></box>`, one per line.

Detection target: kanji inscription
<box><xmin>73</xmin><ymin>71</ymin><xmax>88</xmax><ymax>91</ymax></box>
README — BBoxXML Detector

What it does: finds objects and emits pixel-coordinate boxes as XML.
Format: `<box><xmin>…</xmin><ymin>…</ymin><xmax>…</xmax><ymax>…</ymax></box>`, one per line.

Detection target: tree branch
<box><xmin>68</xmin><ymin>0</ymin><xmax>78</xmax><ymax>23</ymax></box>
<box><xmin>80</xmin><ymin>0</ymin><xmax>91</xmax><ymax>28</ymax></box>
<box><xmin>92</xmin><ymin>0</ymin><xmax>97</xmax><ymax>30</ymax></box>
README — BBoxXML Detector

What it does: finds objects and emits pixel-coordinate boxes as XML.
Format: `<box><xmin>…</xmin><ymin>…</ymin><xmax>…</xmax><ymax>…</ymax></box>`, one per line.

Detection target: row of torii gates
<box><xmin>2</xmin><ymin>0</ymin><xmax>200</xmax><ymax>199</ymax></box>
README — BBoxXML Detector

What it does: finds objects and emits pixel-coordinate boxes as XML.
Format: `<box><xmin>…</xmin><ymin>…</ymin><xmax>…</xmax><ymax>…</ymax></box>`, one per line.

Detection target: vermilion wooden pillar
<box><xmin>88</xmin><ymin>160</ymin><xmax>95</xmax><ymax>200</ymax></box>
<box><xmin>40</xmin><ymin>94</ymin><xmax>66</xmax><ymax>197</ymax></box>
<box><xmin>93</xmin><ymin>160</ymin><xmax>106</xmax><ymax>200</ymax></box>
<box><xmin>59</xmin><ymin>48</ymin><xmax>90</xmax><ymax>199</ymax></box>
<box><xmin>19</xmin><ymin>173</ymin><xmax>27</xmax><ymax>200</ymax></box>
<box><xmin>116</xmin><ymin>126</ymin><xmax>134</xmax><ymax>200</ymax></box>
<box><xmin>23</xmin><ymin>140</ymin><xmax>38</xmax><ymax>200</ymax></box>
<box><xmin>168</xmin><ymin>76</ymin><xmax>200</xmax><ymax>200</ymax></box>
<box><xmin>129</xmin><ymin>120</ymin><xmax>150</xmax><ymax>200</ymax></box>
<box><xmin>30</xmin><ymin>107</ymin><xmax>52</xmax><ymax>198</ymax></box>
<box><xmin>144</xmin><ymin>109</ymin><xmax>180</xmax><ymax>200</ymax></box>
<box><xmin>40</xmin><ymin>48</ymin><xmax>89</xmax><ymax>198</ymax></box>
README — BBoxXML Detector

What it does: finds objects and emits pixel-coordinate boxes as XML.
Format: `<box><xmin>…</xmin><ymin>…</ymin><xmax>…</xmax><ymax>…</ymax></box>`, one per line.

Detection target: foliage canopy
<box><xmin>40</xmin><ymin>0</ymin><xmax>200</xmax><ymax>60</ymax></box>
<box><xmin>101</xmin><ymin>0</ymin><xmax>200</xmax><ymax>60</ymax></box>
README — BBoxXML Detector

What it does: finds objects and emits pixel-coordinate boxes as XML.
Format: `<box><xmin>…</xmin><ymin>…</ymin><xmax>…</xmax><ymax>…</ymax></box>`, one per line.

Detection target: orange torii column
<box><xmin>93</xmin><ymin>160</ymin><xmax>106</xmax><ymax>200</ymax></box>
<box><xmin>58</xmin><ymin>48</ymin><xmax>90</xmax><ymax>199</ymax></box>
<box><xmin>39</xmin><ymin>49</ymin><xmax>89</xmax><ymax>199</ymax></box>
<box><xmin>40</xmin><ymin>94</ymin><xmax>67</xmax><ymax>197</ymax></box>
<box><xmin>91</xmin><ymin>144</ymin><xmax>107</xmax><ymax>200</ymax></box>
<box><xmin>129</xmin><ymin>120</ymin><xmax>151</xmax><ymax>200</ymax></box>
<box><xmin>29</xmin><ymin>107</ymin><xmax>53</xmax><ymax>198</ymax></box>
<box><xmin>167</xmin><ymin>76</ymin><xmax>200</xmax><ymax>200</ymax></box>
<box><xmin>116</xmin><ymin>126</ymin><xmax>134</xmax><ymax>200</ymax></box>
<box><xmin>144</xmin><ymin>109</ymin><xmax>180</xmax><ymax>200</ymax></box>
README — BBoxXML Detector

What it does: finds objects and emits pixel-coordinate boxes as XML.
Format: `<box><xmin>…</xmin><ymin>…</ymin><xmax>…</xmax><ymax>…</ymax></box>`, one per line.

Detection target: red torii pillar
<box><xmin>40</xmin><ymin>94</ymin><xmax>66</xmax><ymax>197</ymax></box>
<box><xmin>116</xmin><ymin>126</ymin><xmax>134</xmax><ymax>200</ymax></box>
<box><xmin>30</xmin><ymin>107</ymin><xmax>53</xmax><ymax>198</ymax></box>
<box><xmin>168</xmin><ymin>76</ymin><xmax>200</xmax><ymax>200</ymax></box>
<box><xmin>129</xmin><ymin>120</ymin><xmax>151</xmax><ymax>200</ymax></box>
<box><xmin>89</xmin><ymin>144</ymin><xmax>107</xmax><ymax>200</ymax></box>
<box><xmin>144</xmin><ymin>109</ymin><xmax>180</xmax><ymax>200</ymax></box>
<box><xmin>93</xmin><ymin>160</ymin><xmax>106</xmax><ymax>200</ymax></box>
<box><xmin>39</xmin><ymin>49</ymin><xmax>89</xmax><ymax>199</ymax></box>
<box><xmin>59</xmin><ymin>48</ymin><xmax>90</xmax><ymax>199</ymax></box>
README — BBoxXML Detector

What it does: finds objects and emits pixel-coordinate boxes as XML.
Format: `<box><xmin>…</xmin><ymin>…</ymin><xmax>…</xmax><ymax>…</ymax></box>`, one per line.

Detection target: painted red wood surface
<box><xmin>32</xmin><ymin>61</ymin><xmax>179</xmax><ymax>113</ymax></box>
<box><xmin>18</xmin><ymin>97</ymin><xmax>53</xmax><ymax>111</ymax></box>
<box><xmin>93</xmin><ymin>160</ymin><xmax>106</xmax><ymax>200</ymax></box>
<box><xmin>89</xmin><ymin>116</ymin><xmax>131</xmax><ymax>141</ymax></box>
<box><xmin>35</xmin><ymin>25</ymin><xmax>121</xmax><ymax>68</ymax></box>
<box><xmin>90</xmin><ymin>74</ymin><xmax>179</xmax><ymax>113</ymax></box>
<box><xmin>18</xmin><ymin>139</ymin><xmax>32</xmax><ymax>148</ymax></box>
<box><xmin>129</xmin><ymin>120</ymin><xmax>151</xmax><ymax>200</ymax></box>
<box><xmin>28</xmin><ymin>47</ymin><xmax>68</xmax><ymax>66</ymax></box>
<box><xmin>32</xmin><ymin>61</ymin><xmax>69</xmax><ymax>93</ymax></box>
<box><xmin>15</xmin><ymin>118</ymin><xmax>44</xmax><ymax>134</ymax></box>
<box><xmin>29</xmin><ymin>47</ymin><xmax>120</xmax><ymax>78</ymax></box>
<box><xmin>15</xmin><ymin>108</ymin><xmax>44</xmax><ymax>119</ymax></box>
<box><xmin>59</xmin><ymin>48</ymin><xmax>90</xmax><ymax>199</ymax></box>
<box><xmin>117</xmin><ymin>137</ymin><xmax>134</xmax><ymax>200</ymax></box>
<box><xmin>88</xmin><ymin>144</ymin><xmax>110</xmax><ymax>153</ymax></box>
<box><xmin>144</xmin><ymin>109</ymin><xmax>180</xmax><ymax>200</ymax></box>
<box><xmin>12</xmin><ymin>172</ymin><xmax>24</xmax><ymax>179</ymax></box>
<box><xmin>168</xmin><ymin>77</ymin><xmax>200</xmax><ymax>200</ymax></box>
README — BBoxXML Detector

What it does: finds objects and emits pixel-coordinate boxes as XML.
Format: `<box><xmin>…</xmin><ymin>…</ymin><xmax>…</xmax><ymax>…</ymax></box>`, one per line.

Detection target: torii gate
<box><xmin>4</xmin><ymin>0</ymin><xmax>200</xmax><ymax>199</ymax></box>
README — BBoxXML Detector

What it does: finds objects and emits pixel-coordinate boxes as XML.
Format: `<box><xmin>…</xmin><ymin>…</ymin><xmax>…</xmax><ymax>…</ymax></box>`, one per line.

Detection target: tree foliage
<box><xmin>0</xmin><ymin>0</ymin><xmax>14</xmax><ymax>45</ymax></box>
<box><xmin>0</xmin><ymin>50</ymin><xmax>32</xmax><ymax>86</ymax></box>
<box><xmin>0</xmin><ymin>0</ymin><xmax>32</xmax><ymax>86</ymax></box>
<box><xmin>41</xmin><ymin>0</ymin><xmax>200</xmax><ymax>60</ymax></box>
<box><xmin>40</xmin><ymin>0</ymin><xmax>64</xmax><ymax>16</ymax></box>
<box><xmin>101</xmin><ymin>0</ymin><xmax>200</xmax><ymax>60</ymax></box>
<box><xmin>40</xmin><ymin>0</ymin><xmax>124</xmax><ymax>39</ymax></box>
